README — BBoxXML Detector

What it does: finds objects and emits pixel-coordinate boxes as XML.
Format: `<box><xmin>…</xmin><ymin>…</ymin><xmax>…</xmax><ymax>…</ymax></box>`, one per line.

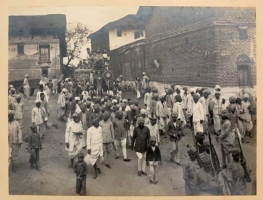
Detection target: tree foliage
<box><xmin>65</xmin><ymin>22</ymin><xmax>92</xmax><ymax>67</ymax></box>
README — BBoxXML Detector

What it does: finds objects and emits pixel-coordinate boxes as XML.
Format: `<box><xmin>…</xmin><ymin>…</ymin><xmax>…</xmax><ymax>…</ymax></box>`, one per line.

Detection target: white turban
<box><xmin>244</xmin><ymin>94</ymin><xmax>249</xmax><ymax>98</ymax></box>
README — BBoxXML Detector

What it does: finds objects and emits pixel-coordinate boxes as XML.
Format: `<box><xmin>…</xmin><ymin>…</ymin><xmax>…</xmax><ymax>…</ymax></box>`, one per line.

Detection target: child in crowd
<box><xmin>74</xmin><ymin>153</ymin><xmax>88</xmax><ymax>195</ymax></box>
<box><xmin>146</xmin><ymin>136</ymin><xmax>162</xmax><ymax>184</ymax></box>
<box><xmin>28</xmin><ymin>124</ymin><xmax>42</xmax><ymax>170</ymax></box>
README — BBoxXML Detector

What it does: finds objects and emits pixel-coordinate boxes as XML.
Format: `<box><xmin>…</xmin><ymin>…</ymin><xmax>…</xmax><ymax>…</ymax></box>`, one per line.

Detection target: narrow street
<box><xmin>9</xmin><ymin>92</ymin><xmax>256</xmax><ymax>196</ymax></box>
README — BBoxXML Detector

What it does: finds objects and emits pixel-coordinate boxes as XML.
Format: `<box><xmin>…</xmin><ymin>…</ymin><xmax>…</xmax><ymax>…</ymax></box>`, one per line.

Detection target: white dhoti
<box><xmin>193</xmin><ymin>121</ymin><xmax>203</xmax><ymax>135</ymax></box>
<box><xmin>136</xmin><ymin>90</ymin><xmax>141</xmax><ymax>98</ymax></box>
<box><xmin>213</xmin><ymin>114</ymin><xmax>221</xmax><ymax>133</ymax></box>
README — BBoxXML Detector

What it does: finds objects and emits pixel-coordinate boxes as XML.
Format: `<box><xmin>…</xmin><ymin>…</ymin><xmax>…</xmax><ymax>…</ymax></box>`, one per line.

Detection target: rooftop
<box><xmin>9</xmin><ymin>14</ymin><xmax>67</xmax><ymax>56</ymax></box>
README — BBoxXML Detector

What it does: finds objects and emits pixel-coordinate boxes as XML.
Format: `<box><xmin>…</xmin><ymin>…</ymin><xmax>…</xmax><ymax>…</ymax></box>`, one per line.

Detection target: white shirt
<box><xmin>36</xmin><ymin>91</ymin><xmax>49</xmax><ymax>103</ymax></box>
<box><xmin>144</xmin><ymin>92</ymin><xmax>152</xmax><ymax>106</ymax></box>
<box><xmin>199</xmin><ymin>97</ymin><xmax>210</xmax><ymax>116</ymax></box>
<box><xmin>192</xmin><ymin>101</ymin><xmax>204</xmax><ymax>123</ymax></box>
<box><xmin>147</xmin><ymin>124</ymin><xmax>160</xmax><ymax>143</ymax></box>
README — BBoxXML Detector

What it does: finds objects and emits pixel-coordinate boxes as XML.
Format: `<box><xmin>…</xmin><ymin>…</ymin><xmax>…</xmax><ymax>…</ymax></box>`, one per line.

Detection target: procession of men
<box><xmin>8</xmin><ymin>67</ymin><xmax>256</xmax><ymax>196</ymax></box>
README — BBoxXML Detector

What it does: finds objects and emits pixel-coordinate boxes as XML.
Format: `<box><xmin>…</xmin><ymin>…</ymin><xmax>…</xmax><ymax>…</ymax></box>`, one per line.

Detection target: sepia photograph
<box><xmin>7</xmin><ymin>5</ymin><xmax>256</xmax><ymax>196</ymax></box>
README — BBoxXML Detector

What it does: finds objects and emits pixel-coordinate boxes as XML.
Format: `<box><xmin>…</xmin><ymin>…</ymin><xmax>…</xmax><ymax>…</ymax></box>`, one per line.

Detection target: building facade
<box><xmin>116</xmin><ymin>7</ymin><xmax>256</xmax><ymax>89</ymax></box>
<box><xmin>8</xmin><ymin>14</ymin><xmax>67</xmax><ymax>82</ymax></box>
<box><xmin>88</xmin><ymin>7</ymin><xmax>153</xmax><ymax>53</ymax></box>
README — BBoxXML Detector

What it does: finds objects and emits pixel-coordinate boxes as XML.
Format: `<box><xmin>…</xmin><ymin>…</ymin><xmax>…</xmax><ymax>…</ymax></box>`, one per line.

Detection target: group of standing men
<box><xmin>8</xmin><ymin>71</ymin><xmax>256</xmax><ymax>195</ymax></box>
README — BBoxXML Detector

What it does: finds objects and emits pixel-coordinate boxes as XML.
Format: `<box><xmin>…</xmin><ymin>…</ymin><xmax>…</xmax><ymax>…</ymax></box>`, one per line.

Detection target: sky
<box><xmin>9</xmin><ymin>6</ymin><xmax>139</xmax><ymax>63</ymax></box>
<box><xmin>9</xmin><ymin>6</ymin><xmax>139</xmax><ymax>33</ymax></box>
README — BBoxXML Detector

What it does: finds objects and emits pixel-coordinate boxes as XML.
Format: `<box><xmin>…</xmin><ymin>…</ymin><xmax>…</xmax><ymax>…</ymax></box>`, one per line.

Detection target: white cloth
<box><xmin>182</xmin><ymin>94</ymin><xmax>188</xmax><ymax>109</ymax></box>
<box><xmin>144</xmin><ymin>92</ymin><xmax>152</xmax><ymax>106</ymax></box>
<box><xmin>193</xmin><ymin>122</ymin><xmax>204</xmax><ymax>135</ymax></box>
<box><xmin>147</xmin><ymin>124</ymin><xmax>160</xmax><ymax>144</ymax></box>
<box><xmin>136</xmin><ymin>152</ymin><xmax>147</xmax><ymax>172</ymax></box>
<box><xmin>192</xmin><ymin>102</ymin><xmax>204</xmax><ymax>123</ymax></box>
<box><xmin>65</xmin><ymin>121</ymin><xmax>84</xmax><ymax>152</ymax></box>
<box><xmin>142</xmin><ymin>75</ymin><xmax>149</xmax><ymax>89</ymax></box>
<box><xmin>241</xmin><ymin>101</ymin><xmax>253</xmax><ymax>131</ymax></box>
<box><xmin>75</xmin><ymin>104</ymin><xmax>81</xmax><ymax>114</ymax></box>
<box><xmin>137</xmin><ymin>91</ymin><xmax>141</xmax><ymax>99</ymax></box>
<box><xmin>186</xmin><ymin>94</ymin><xmax>194</xmax><ymax>117</ymax></box>
<box><xmin>36</xmin><ymin>91</ymin><xmax>49</xmax><ymax>103</ymax></box>
<box><xmin>156</xmin><ymin>101</ymin><xmax>168</xmax><ymax>117</ymax></box>
<box><xmin>86</xmin><ymin>126</ymin><xmax>103</xmax><ymax>165</ymax></box>
<box><xmin>82</xmin><ymin>91</ymin><xmax>89</xmax><ymax>101</ymax></box>
<box><xmin>173</xmin><ymin>102</ymin><xmax>186</xmax><ymax>126</ymax></box>
<box><xmin>31</xmin><ymin>107</ymin><xmax>45</xmax><ymax>125</ymax></box>
<box><xmin>114</xmin><ymin>138</ymin><xmax>127</xmax><ymax>159</ymax></box>
<box><xmin>210</xmin><ymin>97</ymin><xmax>224</xmax><ymax>132</ymax></box>
<box><xmin>199</xmin><ymin>97</ymin><xmax>210</xmax><ymax>121</ymax></box>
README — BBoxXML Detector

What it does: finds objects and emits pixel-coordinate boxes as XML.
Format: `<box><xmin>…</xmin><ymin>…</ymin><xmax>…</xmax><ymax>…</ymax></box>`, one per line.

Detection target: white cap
<box><xmin>244</xmin><ymin>94</ymin><xmax>249</xmax><ymax>98</ymax></box>
<box><xmin>190</xmin><ymin>88</ymin><xmax>195</xmax><ymax>92</ymax></box>
<box><xmin>34</xmin><ymin>99</ymin><xmax>41</xmax><ymax>104</ymax></box>
<box><xmin>175</xmin><ymin>85</ymin><xmax>181</xmax><ymax>90</ymax></box>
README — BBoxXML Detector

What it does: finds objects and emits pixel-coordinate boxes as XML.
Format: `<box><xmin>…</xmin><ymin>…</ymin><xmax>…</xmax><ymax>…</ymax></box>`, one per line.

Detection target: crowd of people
<box><xmin>8</xmin><ymin>71</ymin><xmax>256</xmax><ymax>196</ymax></box>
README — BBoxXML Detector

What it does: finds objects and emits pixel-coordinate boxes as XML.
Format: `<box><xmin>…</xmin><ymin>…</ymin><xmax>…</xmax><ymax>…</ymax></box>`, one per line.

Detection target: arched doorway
<box><xmin>237</xmin><ymin>54</ymin><xmax>252</xmax><ymax>88</ymax></box>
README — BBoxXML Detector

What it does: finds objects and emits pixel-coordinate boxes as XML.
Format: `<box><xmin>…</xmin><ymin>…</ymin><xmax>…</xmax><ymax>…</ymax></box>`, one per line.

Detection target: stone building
<box><xmin>8</xmin><ymin>14</ymin><xmax>67</xmax><ymax>82</ymax></box>
<box><xmin>114</xmin><ymin>7</ymin><xmax>256</xmax><ymax>90</ymax></box>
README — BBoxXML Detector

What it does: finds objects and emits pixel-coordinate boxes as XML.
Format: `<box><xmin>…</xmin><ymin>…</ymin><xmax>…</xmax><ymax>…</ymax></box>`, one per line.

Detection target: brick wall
<box><xmin>214</xmin><ymin>25</ymin><xmax>256</xmax><ymax>87</ymax></box>
<box><xmin>144</xmin><ymin>27</ymin><xmax>217</xmax><ymax>86</ymax></box>
<box><xmin>145</xmin><ymin>7</ymin><xmax>216</xmax><ymax>38</ymax></box>
<box><xmin>116</xmin><ymin>8</ymin><xmax>256</xmax><ymax>88</ymax></box>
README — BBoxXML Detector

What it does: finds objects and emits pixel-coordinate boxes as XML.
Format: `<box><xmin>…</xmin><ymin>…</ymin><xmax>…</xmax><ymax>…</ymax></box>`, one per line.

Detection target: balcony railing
<box><xmin>38</xmin><ymin>56</ymin><xmax>51</xmax><ymax>64</ymax></box>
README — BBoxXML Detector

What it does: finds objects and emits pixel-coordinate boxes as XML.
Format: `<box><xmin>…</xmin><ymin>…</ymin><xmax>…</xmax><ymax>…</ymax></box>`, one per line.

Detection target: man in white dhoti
<box><xmin>65</xmin><ymin>114</ymin><xmax>84</xmax><ymax>168</ymax></box>
<box><xmin>23</xmin><ymin>74</ymin><xmax>31</xmax><ymax>98</ymax></box>
<box><xmin>199</xmin><ymin>89</ymin><xmax>210</xmax><ymax>132</ymax></box>
<box><xmin>87</xmin><ymin>119</ymin><xmax>103</xmax><ymax>179</ymax></box>
<box><xmin>9</xmin><ymin>110</ymin><xmax>23</xmax><ymax>172</ymax></box>
<box><xmin>144</xmin><ymin>87</ymin><xmax>152</xmax><ymax>114</ymax></box>
<box><xmin>187</xmin><ymin>88</ymin><xmax>195</xmax><ymax>129</ymax></box>
<box><xmin>192</xmin><ymin>93</ymin><xmax>204</xmax><ymax>135</ymax></box>
<box><xmin>241</xmin><ymin>94</ymin><xmax>253</xmax><ymax>138</ymax></box>
<box><xmin>142</xmin><ymin>72</ymin><xmax>149</xmax><ymax>93</ymax></box>
<box><xmin>209</xmin><ymin>91</ymin><xmax>225</xmax><ymax>135</ymax></box>
<box><xmin>58</xmin><ymin>88</ymin><xmax>67</xmax><ymax>121</ymax></box>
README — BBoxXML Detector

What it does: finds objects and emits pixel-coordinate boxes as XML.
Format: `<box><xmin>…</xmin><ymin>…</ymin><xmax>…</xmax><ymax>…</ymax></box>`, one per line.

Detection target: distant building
<box><xmin>88</xmin><ymin>7</ymin><xmax>153</xmax><ymax>52</ymax></box>
<box><xmin>8</xmin><ymin>14</ymin><xmax>67</xmax><ymax>81</ymax></box>
<box><xmin>117</xmin><ymin>7</ymin><xmax>256</xmax><ymax>88</ymax></box>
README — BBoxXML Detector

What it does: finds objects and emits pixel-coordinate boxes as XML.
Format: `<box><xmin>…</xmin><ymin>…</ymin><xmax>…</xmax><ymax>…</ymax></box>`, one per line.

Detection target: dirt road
<box><xmin>9</xmin><ymin>92</ymin><xmax>256</xmax><ymax>195</ymax></box>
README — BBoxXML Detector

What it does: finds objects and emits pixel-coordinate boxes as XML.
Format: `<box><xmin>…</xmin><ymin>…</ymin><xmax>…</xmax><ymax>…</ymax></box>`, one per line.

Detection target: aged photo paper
<box><xmin>0</xmin><ymin>0</ymin><xmax>262</xmax><ymax>200</ymax></box>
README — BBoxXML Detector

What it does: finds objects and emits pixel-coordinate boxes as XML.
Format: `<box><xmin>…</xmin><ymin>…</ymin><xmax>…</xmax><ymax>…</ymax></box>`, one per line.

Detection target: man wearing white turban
<box><xmin>23</xmin><ymin>74</ymin><xmax>31</xmax><ymax>98</ymax></box>
<box><xmin>241</xmin><ymin>94</ymin><xmax>253</xmax><ymax>138</ymax></box>
<box><xmin>32</xmin><ymin>99</ymin><xmax>46</xmax><ymax>139</ymax></box>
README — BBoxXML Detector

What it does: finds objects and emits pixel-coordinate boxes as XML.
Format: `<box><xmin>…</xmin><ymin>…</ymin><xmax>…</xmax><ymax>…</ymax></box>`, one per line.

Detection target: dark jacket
<box><xmin>86</xmin><ymin>107</ymin><xmax>93</xmax><ymax>128</ymax></box>
<box><xmin>74</xmin><ymin>161</ymin><xmax>88</xmax><ymax>179</ymax></box>
<box><xmin>146</xmin><ymin>146</ymin><xmax>162</xmax><ymax>162</ymax></box>
<box><xmin>167</xmin><ymin>120</ymin><xmax>183</xmax><ymax>142</ymax></box>
<box><xmin>28</xmin><ymin>132</ymin><xmax>42</xmax><ymax>149</ymax></box>
<box><xmin>132</xmin><ymin>126</ymin><xmax>151</xmax><ymax>153</ymax></box>
<box><xmin>65</xmin><ymin>100</ymin><xmax>76</xmax><ymax>117</ymax></box>
<box><xmin>90</xmin><ymin>112</ymin><xmax>103</xmax><ymax>124</ymax></box>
